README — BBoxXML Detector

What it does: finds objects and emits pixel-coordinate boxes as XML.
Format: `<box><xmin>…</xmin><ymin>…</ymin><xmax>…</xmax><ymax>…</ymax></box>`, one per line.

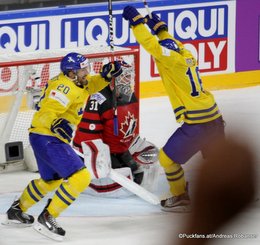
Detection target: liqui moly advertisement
<box><xmin>0</xmin><ymin>0</ymin><xmax>235</xmax><ymax>84</ymax></box>
<box><xmin>140</xmin><ymin>1</ymin><xmax>236</xmax><ymax>79</ymax></box>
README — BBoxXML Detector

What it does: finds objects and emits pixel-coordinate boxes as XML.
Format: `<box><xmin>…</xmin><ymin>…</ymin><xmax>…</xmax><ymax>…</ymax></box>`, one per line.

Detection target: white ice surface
<box><xmin>1</xmin><ymin>86</ymin><xmax>260</xmax><ymax>245</ymax></box>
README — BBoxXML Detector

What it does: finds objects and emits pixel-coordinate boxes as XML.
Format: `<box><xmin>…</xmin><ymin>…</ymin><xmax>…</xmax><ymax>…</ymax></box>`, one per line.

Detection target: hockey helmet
<box><xmin>159</xmin><ymin>38</ymin><xmax>180</xmax><ymax>52</ymax></box>
<box><xmin>60</xmin><ymin>52</ymin><xmax>89</xmax><ymax>75</ymax></box>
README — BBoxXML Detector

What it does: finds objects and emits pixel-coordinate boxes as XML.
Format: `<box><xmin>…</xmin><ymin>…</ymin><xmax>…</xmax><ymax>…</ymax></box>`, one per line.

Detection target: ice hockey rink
<box><xmin>0</xmin><ymin>85</ymin><xmax>260</xmax><ymax>245</ymax></box>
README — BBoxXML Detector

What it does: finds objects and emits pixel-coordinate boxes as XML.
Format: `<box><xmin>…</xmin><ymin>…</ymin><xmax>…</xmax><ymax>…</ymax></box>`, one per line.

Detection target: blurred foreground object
<box><xmin>179</xmin><ymin>137</ymin><xmax>257</xmax><ymax>245</ymax></box>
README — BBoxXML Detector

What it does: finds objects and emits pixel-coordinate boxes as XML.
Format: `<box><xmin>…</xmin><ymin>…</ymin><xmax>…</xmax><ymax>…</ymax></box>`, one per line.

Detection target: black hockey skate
<box><xmin>2</xmin><ymin>199</ymin><xmax>34</xmax><ymax>227</ymax></box>
<box><xmin>34</xmin><ymin>199</ymin><xmax>65</xmax><ymax>241</ymax></box>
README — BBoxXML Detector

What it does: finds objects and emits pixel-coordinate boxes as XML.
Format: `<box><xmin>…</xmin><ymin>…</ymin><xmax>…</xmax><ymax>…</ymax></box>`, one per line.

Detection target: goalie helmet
<box><xmin>159</xmin><ymin>38</ymin><xmax>180</xmax><ymax>53</ymax></box>
<box><xmin>115</xmin><ymin>61</ymin><xmax>135</xmax><ymax>102</ymax></box>
<box><xmin>60</xmin><ymin>52</ymin><xmax>90</xmax><ymax>75</ymax></box>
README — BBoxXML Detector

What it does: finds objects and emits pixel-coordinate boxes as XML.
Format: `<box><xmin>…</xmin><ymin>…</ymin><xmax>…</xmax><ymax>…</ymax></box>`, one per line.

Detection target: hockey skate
<box><xmin>34</xmin><ymin>199</ymin><xmax>65</xmax><ymax>241</ymax></box>
<box><xmin>161</xmin><ymin>192</ymin><xmax>191</xmax><ymax>213</ymax></box>
<box><xmin>2</xmin><ymin>199</ymin><xmax>34</xmax><ymax>227</ymax></box>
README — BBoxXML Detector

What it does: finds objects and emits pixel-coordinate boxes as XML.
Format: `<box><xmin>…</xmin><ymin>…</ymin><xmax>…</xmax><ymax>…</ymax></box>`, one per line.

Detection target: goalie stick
<box><xmin>108</xmin><ymin>168</ymin><xmax>159</xmax><ymax>205</ymax></box>
<box><xmin>74</xmin><ymin>147</ymin><xmax>160</xmax><ymax>205</ymax></box>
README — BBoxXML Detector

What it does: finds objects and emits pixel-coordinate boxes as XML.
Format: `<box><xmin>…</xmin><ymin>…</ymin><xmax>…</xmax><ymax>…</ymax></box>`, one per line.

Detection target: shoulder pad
<box><xmin>90</xmin><ymin>93</ymin><xmax>107</xmax><ymax>105</ymax></box>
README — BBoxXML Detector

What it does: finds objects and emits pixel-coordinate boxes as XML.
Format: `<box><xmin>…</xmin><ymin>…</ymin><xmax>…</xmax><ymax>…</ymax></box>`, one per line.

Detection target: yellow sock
<box><xmin>19</xmin><ymin>178</ymin><xmax>62</xmax><ymax>212</ymax></box>
<box><xmin>48</xmin><ymin>168</ymin><xmax>91</xmax><ymax>218</ymax></box>
<box><xmin>159</xmin><ymin>149</ymin><xmax>186</xmax><ymax>196</ymax></box>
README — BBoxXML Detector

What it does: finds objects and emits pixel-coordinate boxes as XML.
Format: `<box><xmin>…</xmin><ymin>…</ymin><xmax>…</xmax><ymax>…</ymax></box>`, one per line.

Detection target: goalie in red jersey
<box><xmin>73</xmin><ymin>61</ymin><xmax>160</xmax><ymax>197</ymax></box>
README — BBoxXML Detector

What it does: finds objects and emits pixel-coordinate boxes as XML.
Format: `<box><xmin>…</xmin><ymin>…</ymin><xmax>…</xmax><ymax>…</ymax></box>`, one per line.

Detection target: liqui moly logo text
<box><xmin>149</xmin><ymin>5</ymin><xmax>229</xmax><ymax>74</ymax></box>
<box><xmin>0</xmin><ymin>20</ymin><xmax>50</xmax><ymax>53</ymax></box>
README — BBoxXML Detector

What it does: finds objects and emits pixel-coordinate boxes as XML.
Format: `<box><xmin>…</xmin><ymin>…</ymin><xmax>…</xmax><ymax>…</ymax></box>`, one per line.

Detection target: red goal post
<box><xmin>0</xmin><ymin>46</ymin><xmax>140</xmax><ymax>165</ymax></box>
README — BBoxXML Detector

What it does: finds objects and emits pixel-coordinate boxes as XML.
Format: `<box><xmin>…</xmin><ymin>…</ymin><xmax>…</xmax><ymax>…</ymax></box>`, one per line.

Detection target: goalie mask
<box><xmin>115</xmin><ymin>61</ymin><xmax>135</xmax><ymax>102</ymax></box>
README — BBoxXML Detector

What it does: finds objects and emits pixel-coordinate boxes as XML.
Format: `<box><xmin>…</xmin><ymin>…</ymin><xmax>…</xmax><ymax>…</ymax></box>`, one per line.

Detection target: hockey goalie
<box><xmin>72</xmin><ymin>61</ymin><xmax>160</xmax><ymax>198</ymax></box>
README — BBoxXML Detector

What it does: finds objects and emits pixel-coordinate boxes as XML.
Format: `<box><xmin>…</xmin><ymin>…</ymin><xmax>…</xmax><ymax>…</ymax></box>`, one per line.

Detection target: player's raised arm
<box><xmin>122</xmin><ymin>6</ymin><xmax>180</xmax><ymax>63</ymax></box>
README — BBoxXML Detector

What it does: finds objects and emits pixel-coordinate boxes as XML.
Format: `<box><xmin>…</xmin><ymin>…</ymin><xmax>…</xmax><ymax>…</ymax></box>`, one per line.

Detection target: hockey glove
<box><xmin>145</xmin><ymin>12</ymin><xmax>168</xmax><ymax>35</ymax></box>
<box><xmin>123</xmin><ymin>6</ymin><xmax>145</xmax><ymax>26</ymax></box>
<box><xmin>100</xmin><ymin>61</ymin><xmax>122</xmax><ymax>82</ymax></box>
<box><xmin>51</xmin><ymin>118</ymin><xmax>73</xmax><ymax>142</ymax></box>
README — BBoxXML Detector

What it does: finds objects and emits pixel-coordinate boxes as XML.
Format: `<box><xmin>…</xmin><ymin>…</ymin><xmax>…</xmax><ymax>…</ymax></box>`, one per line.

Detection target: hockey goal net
<box><xmin>0</xmin><ymin>46</ymin><xmax>140</xmax><ymax>165</ymax></box>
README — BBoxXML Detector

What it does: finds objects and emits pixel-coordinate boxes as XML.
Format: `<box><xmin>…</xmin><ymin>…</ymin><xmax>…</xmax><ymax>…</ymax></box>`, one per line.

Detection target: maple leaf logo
<box><xmin>120</xmin><ymin>112</ymin><xmax>137</xmax><ymax>139</ymax></box>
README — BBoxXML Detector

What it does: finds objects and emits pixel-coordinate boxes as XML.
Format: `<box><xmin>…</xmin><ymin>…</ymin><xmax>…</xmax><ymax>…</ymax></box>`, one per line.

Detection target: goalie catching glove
<box><xmin>51</xmin><ymin>118</ymin><xmax>73</xmax><ymax>142</ymax></box>
<box><xmin>129</xmin><ymin>135</ymin><xmax>159</xmax><ymax>166</ymax></box>
<box><xmin>100</xmin><ymin>61</ymin><xmax>122</xmax><ymax>82</ymax></box>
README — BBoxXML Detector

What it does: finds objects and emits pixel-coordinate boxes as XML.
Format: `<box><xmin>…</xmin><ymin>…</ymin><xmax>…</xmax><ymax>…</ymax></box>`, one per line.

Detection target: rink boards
<box><xmin>140</xmin><ymin>70</ymin><xmax>260</xmax><ymax>98</ymax></box>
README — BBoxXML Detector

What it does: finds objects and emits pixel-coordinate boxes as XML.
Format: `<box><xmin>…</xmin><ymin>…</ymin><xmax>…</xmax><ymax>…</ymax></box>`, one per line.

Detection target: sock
<box><xmin>47</xmin><ymin>168</ymin><xmax>91</xmax><ymax>218</ymax></box>
<box><xmin>19</xmin><ymin>178</ymin><xmax>62</xmax><ymax>212</ymax></box>
<box><xmin>159</xmin><ymin>149</ymin><xmax>186</xmax><ymax>196</ymax></box>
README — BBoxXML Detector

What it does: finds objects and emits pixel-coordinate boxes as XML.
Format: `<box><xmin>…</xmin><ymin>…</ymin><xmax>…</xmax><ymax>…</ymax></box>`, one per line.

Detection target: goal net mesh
<box><xmin>0</xmin><ymin>46</ymin><xmax>139</xmax><ymax>163</ymax></box>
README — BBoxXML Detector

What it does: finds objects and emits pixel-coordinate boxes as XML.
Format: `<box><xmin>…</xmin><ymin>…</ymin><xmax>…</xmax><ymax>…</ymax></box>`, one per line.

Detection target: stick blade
<box><xmin>109</xmin><ymin>169</ymin><xmax>160</xmax><ymax>205</ymax></box>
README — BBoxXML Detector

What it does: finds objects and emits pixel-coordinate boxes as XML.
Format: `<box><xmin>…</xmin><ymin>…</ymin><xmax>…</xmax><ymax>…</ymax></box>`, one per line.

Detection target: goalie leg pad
<box><xmin>140</xmin><ymin>162</ymin><xmax>160</xmax><ymax>193</ymax></box>
<box><xmin>84</xmin><ymin>167</ymin><xmax>135</xmax><ymax>198</ymax></box>
<box><xmin>81</xmin><ymin>139</ymin><xmax>112</xmax><ymax>179</ymax></box>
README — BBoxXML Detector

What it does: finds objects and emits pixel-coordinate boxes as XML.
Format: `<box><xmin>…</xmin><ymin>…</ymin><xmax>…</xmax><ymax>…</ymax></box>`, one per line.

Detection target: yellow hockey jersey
<box><xmin>29</xmin><ymin>72</ymin><xmax>109</xmax><ymax>143</ymax></box>
<box><xmin>132</xmin><ymin>24</ymin><xmax>221</xmax><ymax>124</ymax></box>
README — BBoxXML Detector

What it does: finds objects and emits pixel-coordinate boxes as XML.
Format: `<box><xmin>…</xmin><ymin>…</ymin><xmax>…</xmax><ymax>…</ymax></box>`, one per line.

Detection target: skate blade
<box><xmin>1</xmin><ymin>218</ymin><xmax>33</xmax><ymax>228</ymax></box>
<box><xmin>34</xmin><ymin>223</ymin><xmax>64</xmax><ymax>242</ymax></box>
<box><xmin>161</xmin><ymin>205</ymin><xmax>191</xmax><ymax>213</ymax></box>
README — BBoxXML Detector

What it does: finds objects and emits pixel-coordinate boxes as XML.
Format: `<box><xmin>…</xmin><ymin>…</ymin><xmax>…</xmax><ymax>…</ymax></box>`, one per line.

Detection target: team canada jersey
<box><xmin>132</xmin><ymin>25</ymin><xmax>222</xmax><ymax>124</ymax></box>
<box><xmin>73</xmin><ymin>86</ymin><xmax>139</xmax><ymax>154</ymax></box>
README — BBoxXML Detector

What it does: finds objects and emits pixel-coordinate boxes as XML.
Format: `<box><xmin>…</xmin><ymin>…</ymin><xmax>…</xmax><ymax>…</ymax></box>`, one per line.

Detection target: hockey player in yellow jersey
<box><xmin>4</xmin><ymin>52</ymin><xmax>122</xmax><ymax>240</ymax></box>
<box><xmin>123</xmin><ymin>6</ymin><xmax>225</xmax><ymax>212</ymax></box>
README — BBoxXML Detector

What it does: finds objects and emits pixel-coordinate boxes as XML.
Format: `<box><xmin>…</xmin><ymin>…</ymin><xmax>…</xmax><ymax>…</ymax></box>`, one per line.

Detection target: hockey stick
<box><xmin>108</xmin><ymin>0</ymin><xmax>119</xmax><ymax>136</ymax></box>
<box><xmin>142</xmin><ymin>0</ymin><xmax>152</xmax><ymax>18</ymax></box>
<box><xmin>74</xmin><ymin>148</ymin><xmax>160</xmax><ymax>205</ymax></box>
<box><xmin>109</xmin><ymin>168</ymin><xmax>159</xmax><ymax>205</ymax></box>
<box><xmin>127</xmin><ymin>0</ymin><xmax>152</xmax><ymax>18</ymax></box>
